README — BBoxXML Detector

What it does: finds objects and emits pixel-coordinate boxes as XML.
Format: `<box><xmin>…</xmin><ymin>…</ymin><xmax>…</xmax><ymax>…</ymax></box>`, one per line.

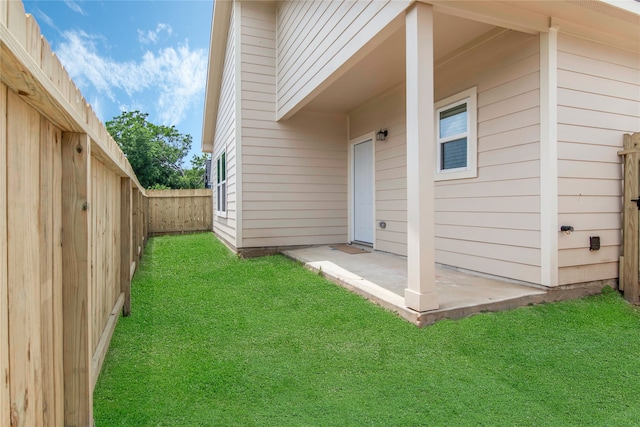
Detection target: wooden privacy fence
<box><xmin>619</xmin><ymin>132</ymin><xmax>640</xmax><ymax>304</ymax></box>
<box><xmin>148</xmin><ymin>189</ymin><xmax>213</xmax><ymax>236</ymax></box>
<box><xmin>1</xmin><ymin>2</ymin><xmax>148</xmax><ymax>426</ymax></box>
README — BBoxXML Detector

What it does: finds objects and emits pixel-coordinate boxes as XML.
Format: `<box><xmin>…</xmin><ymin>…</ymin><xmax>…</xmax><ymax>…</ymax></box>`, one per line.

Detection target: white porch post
<box><xmin>404</xmin><ymin>2</ymin><xmax>439</xmax><ymax>312</ymax></box>
<box><xmin>540</xmin><ymin>26</ymin><xmax>559</xmax><ymax>287</ymax></box>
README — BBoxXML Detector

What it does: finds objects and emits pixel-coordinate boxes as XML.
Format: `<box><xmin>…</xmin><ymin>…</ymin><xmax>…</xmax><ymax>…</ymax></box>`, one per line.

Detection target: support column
<box><xmin>540</xmin><ymin>27</ymin><xmax>559</xmax><ymax>287</ymax></box>
<box><xmin>61</xmin><ymin>132</ymin><xmax>93</xmax><ymax>426</ymax></box>
<box><xmin>404</xmin><ymin>2</ymin><xmax>439</xmax><ymax>312</ymax></box>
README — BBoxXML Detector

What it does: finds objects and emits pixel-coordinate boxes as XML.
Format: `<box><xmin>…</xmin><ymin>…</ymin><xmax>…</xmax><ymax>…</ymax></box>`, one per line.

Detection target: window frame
<box><xmin>435</xmin><ymin>87</ymin><xmax>478</xmax><ymax>181</ymax></box>
<box><xmin>215</xmin><ymin>151</ymin><xmax>227</xmax><ymax>218</ymax></box>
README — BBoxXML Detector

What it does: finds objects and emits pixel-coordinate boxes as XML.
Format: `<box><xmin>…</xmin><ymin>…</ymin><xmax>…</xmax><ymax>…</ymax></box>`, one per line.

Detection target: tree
<box><xmin>178</xmin><ymin>153</ymin><xmax>209</xmax><ymax>189</ymax></box>
<box><xmin>106</xmin><ymin>111</ymin><xmax>204</xmax><ymax>189</ymax></box>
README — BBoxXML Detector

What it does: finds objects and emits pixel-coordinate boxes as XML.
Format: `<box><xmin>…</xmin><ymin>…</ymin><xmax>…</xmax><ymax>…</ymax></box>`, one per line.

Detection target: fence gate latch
<box><xmin>631</xmin><ymin>198</ymin><xmax>640</xmax><ymax>210</ymax></box>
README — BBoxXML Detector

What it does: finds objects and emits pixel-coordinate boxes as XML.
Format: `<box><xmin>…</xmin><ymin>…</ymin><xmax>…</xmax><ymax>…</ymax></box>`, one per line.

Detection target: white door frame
<box><xmin>348</xmin><ymin>132</ymin><xmax>376</xmax><ymax>248</ymax></box>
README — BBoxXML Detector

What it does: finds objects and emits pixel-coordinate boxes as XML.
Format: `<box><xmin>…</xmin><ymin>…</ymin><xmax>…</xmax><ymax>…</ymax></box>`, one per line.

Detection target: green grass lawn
<box><xmin>94</xmin><ymin>233</ymin><xmax>640</xmax><ymax>426</ymax></box>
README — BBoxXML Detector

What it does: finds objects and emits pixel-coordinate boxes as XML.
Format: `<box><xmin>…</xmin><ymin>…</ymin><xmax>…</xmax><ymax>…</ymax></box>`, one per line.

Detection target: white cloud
<box><xmin>64</xmin><ymin>0</ymin><xmax>87</xmax><ymax>15</ymax></box>
<box><xmin>56</xmin><ymin>31</ymin><xmax>116</xmax><ymax>99</ymax></box>
<box><xmin>138</xmin><ymin>23</ymin><xmax>173</xmax><ymax>45</ymax></box>
<box><xmin>34</xmin><ymin>8</ymin><xmax>58</xmax><ymax>31</ymax></box>
<box><xmin>56</xmin><ymin>30</ymin><xmax>207</xmax><ymax>126</ymax></box>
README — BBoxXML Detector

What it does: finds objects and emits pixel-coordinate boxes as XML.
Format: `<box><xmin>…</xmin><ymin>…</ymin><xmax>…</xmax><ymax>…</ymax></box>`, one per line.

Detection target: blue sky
<box><xmin>23</xmin><ymin>0</ymin><xmax>214</xmax><ymax>164</ymax></box>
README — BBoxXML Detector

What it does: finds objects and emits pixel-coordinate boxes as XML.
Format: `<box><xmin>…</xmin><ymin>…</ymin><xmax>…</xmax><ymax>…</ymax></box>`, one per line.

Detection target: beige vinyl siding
<box><xmin>556</xmin><ymin>33</ymin><xmax>640</xmax><ymax>285</ymax></box>
<box><xmin>213</xmin><ymin>4</ymin><xmax>237</xmax><ymax>247</ymax></box>
<box><xmin>276</xmin><ymin>0</ymin><xmax>410</xmax><ymax>119</ymax></box>
<box><xmin>349</xmin><ymin>31</ymin><xmax>542</xmax><ymax>284</ymax></box>
<box><xmin>435</xmin><ymin>32</ymin><xmax>541</xmax><ymax>284</ymax></box>
<box><xmin>240</xmin><ymin>2</ymin><xmax>348</xmax><ymax>248</ymax></box>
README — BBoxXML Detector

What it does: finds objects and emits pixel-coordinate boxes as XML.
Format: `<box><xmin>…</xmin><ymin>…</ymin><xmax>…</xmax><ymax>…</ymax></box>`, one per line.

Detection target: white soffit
<box><xmin>303</xmin><ymin>13</ymin><xmax>494</xmax><ymax>113</ymax></box>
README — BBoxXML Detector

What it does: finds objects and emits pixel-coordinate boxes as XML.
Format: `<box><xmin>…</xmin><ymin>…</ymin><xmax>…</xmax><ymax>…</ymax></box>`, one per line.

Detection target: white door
<box><xmin>353</xmin><ymin>139</ymin><xmax>374</xmax><ymax>244</ymax></box>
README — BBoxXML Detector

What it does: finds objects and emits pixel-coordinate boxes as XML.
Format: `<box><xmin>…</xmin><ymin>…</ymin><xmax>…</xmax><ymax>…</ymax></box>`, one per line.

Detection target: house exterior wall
<box><xmin>437</xmin><ymin>31</ymin><xmax>541</xmax><ymax>284</ymax></box>
<box><xmin>350</xmin><ymin>30</ymin><xmax>543</xmax><ymax>284</ymax></box>
<box><xmin>239</xmin><ymin>1</ymin><xmax>349</xmax><ymax>249</ymax></box>
<box><xmin>556</xmin><ymin>33</ymin><xmax>640</xmax><ymax>285</ymax></box>
<box><xmin>213</xmin><ymin>4</ymin><xmax>238</xmax><ymax>248</ymax></box>
<box><xmin>206</xmin><ymin>1</ymin><xmax>639</xmax><ymax>288</ymax></box>
<box><xmin>275</xmin><ymin>0</ymin><xmax>410</xmax><ymax>120</ymax></box>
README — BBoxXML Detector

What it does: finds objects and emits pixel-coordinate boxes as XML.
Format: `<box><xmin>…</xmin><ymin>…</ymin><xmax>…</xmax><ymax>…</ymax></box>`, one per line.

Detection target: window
<box><xmin>204</xmin><ymin>158</ymin><xmax>212</xmax><ymax>189</ymax></box>
<box><xmin>435</xmin><ymin>87</ymin><xmax>477</xmax><ymax>180</ymax></box>
<box><xmin>216</xmin><ymin>151</ymin><xmax>226</xmax><ymax>216</ymax></box>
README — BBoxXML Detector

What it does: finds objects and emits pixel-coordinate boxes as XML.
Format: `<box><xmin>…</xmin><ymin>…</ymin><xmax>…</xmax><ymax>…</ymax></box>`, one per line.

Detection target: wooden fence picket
<box><xmin>1</xmin><ymin>3</ymin><xmax>215</xmax><ymax>424</ymax></box>
<box><xmin>147</xmin><ymin>189</ymin><xmax>213</xmax><ymax>236</ymax></box>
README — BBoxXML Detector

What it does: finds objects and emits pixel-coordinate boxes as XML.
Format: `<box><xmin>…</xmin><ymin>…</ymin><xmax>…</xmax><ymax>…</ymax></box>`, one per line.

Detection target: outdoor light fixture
<box><xmin>560</xmin><ymin>225</ymin><xmax>574</xmax><ymax>234</ymax></box>
<box><xmin>376</xmin><ymin>129</ymin><xmax>388</xmax><ymax>141</ymax></box>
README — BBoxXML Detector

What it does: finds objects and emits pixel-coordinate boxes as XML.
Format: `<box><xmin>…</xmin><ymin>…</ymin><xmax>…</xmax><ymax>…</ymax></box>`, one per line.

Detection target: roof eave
<box><xmin>201</xmin><ymin>0</ymin><xmax>233</xmax><ymax>153</ymax></box>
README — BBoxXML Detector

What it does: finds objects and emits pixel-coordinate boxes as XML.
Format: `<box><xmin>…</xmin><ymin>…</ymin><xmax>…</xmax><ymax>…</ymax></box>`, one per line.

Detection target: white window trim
<box><xmin>215</xmin><ymin>151</ymin><xmax>227</xmax><ymax>218</ymax></box>
<box><xmin>435</xmin><ymin>86</ymin><xmax>477</xmax><ymax>181</ymax></box>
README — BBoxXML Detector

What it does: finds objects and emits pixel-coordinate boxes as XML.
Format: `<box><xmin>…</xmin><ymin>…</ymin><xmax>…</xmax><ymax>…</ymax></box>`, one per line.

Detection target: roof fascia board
<box><xmin>599</xmin><ymin>0</ymin><xmax>640</xmax><ymax>15</ymax></box>
<box><xmin>201</xmin><ymin>0</ymin><xmax>233</xmax><ymax>152</ymax></box>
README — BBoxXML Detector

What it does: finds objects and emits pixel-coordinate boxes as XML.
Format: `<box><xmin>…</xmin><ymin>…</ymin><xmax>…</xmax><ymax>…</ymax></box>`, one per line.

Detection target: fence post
<box><xmin>120</xmin><ymin>178</ymin><xmax>132</xmax><ymax>316</ymax></box>
<box><xmin>0</xmin><ymin>80</ymin><xmax>9</xmax><ymax>427</ymax></box>
<box><xmin>143</xmin><ymin>194</ymin><xmax>149</xmax><ymax>243</ymax></box>
<box><xmin>61</xmin><ymin>132</ymin><xmax>93</xmax><ymax>426</ymax></box>
<box><xmin>132</xmin><ymin>188</ymin><xmax>140</xmax><ymax>261</ymax></box>
<box><xmin>139</xmin><ymin>191</ymin><xmax>145</xmax><ymax>255</ymax></box>
<box><xmin>621</xmin><ymin>133</ymin><xmax>640</xmax><ymax>304</ymax></box>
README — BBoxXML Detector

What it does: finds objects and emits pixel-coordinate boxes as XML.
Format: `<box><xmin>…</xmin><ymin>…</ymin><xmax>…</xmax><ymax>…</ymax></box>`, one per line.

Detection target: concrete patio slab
<box><xmin>282</xmin><ymin>245</ymin><xmax>609</xmax><ymax>326</ymax></box>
